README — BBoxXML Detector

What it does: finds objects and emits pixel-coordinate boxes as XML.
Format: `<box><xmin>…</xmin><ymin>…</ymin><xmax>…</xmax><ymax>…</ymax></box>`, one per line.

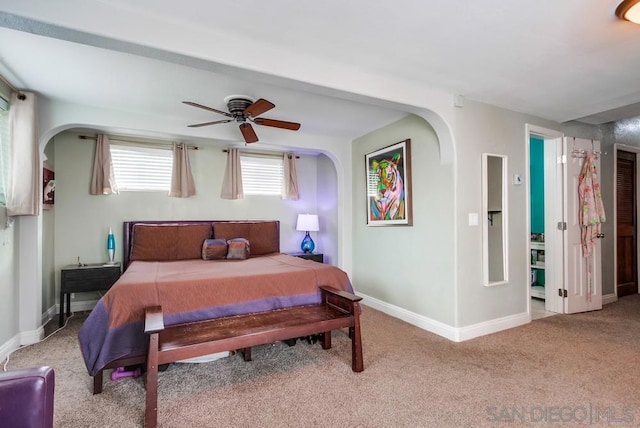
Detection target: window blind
<box><xmin>110</xmin><ymin>143</ymin><xmax>172</xmax><ymax>192</ymax></box>
<box><xmin>240</xmin><ymin>154</ymin><xmax>284</xmax><ymax>196</ymax></box>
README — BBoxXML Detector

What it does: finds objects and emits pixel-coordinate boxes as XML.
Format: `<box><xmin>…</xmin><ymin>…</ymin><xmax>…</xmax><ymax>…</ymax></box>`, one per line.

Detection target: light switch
<box><xmin>513</xmin><ymin>173</ymin><xmax>522</xmax><ymax>185</ymax></box>
<box><xmin>469</xmin><ymin>213</ymin><xmax>479</xmax><ymax>226</ymax></box>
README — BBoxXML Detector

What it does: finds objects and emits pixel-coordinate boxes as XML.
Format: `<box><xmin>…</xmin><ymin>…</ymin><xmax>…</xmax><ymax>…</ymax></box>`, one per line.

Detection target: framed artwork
<box><xmin>43</xmin><ymin>164</ymin><xmax>55</xmax><ymax>209</ymax></box>
<box><xmin>365</xmin><ymin>139</ymin><xmax>412</xmax><ymax>226</ymax></box>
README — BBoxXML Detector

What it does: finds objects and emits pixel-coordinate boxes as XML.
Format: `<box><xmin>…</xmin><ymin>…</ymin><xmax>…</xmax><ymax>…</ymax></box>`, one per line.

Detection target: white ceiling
<box><xmin>1</xmin><ymin>0</ymin><xmax>640</xmax><ymax>144</ymax></box>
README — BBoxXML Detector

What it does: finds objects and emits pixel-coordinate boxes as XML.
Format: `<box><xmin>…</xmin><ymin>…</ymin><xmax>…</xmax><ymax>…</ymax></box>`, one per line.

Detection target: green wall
<box><xmin>530</xmin><ymin>136</ymin><xmax>545</xmax><ymax>286</ymax></box>
<box><xmin>352</xmin><ymin>114</ymin><xmax>455</xmax><ymax>325</ymax></box>
<box><xmin>530</xmin><ymin>136</ymin><xmax>544</xmax><ymax>234</ymax></box>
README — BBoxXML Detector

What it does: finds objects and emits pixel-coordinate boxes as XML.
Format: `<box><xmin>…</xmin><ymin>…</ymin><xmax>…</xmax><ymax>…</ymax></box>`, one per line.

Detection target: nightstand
<box><xmin>289</xmin><ymin>252</ymin><xmax>324</xmax><ymax>263</ymax></box>
<box><xmin>59</xmin><ymin>263</ymin><xmax>121</xmax><ymax>327</ymax></box>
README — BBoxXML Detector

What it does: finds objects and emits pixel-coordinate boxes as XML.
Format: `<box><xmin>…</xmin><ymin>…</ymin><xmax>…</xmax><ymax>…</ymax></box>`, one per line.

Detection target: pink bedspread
<box><xmin>78</xmin><ymin>253</ymin><xmax>353</xmax><ymax>376</ymax></box>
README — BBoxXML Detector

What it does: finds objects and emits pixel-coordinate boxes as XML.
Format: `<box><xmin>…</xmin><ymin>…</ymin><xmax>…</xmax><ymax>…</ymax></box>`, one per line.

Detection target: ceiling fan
<box><xmin>183</xmin><ymin>95</ymin><xmax>301</xmax><ymax>144</ymax></box>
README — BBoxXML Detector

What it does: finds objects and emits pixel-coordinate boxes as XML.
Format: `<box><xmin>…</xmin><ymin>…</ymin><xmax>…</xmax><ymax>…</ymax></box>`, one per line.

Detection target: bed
<box><xmin>77</xmin><ymin>220</ymin><xmax>357</xmax><ymax>384</ymax></box>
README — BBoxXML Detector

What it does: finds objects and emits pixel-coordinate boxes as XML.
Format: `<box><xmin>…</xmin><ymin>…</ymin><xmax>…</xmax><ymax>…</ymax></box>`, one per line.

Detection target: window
<box><xmin>110</xmin><ymin>143</ymin><xmax>172</xmax><ymax>192</ymax></box>
<box><xmin>0</xmin><ymin>96</ymin><xmax>9</xmax><ymax>205</ymax></box>
<box><xmin>240</xmin><ymin>153</ymin><xmax>284</xmax><ymax>196</ymax></box>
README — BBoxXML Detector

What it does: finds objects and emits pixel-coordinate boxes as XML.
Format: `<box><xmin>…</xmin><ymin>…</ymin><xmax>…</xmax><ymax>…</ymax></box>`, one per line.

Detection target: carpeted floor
<box><xmin>5</xmin><ymin>296</ymin><xmax>640</xmax><ymax>427</ymax></box>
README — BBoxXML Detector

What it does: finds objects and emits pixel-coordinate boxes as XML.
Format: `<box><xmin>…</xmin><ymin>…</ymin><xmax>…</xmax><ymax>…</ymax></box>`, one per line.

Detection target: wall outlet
<box><xmin>71</xmin><ymin>293</ymin><xmax>75</xmax><ymax>299</ymax></box>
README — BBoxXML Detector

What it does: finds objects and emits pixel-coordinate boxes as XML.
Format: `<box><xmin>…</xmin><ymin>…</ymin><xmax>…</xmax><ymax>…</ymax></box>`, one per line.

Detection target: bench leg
<box><xmin>321</xmin><ymin>331</ymin><xmax>331</xmax><ymax>350</ymax></box>
<box><xmin>145</xmin><ymin>333</ymin><xmax>160</xmax><ymax>428</ymax></box>
<box><xmin>350</xmin><ymin>304</ymin><xmax>364</xmax><ymax>372</ymax></box>
<box><xmin>93</xmin><ymin>370</ymin><xmax>103</xmax><ymax>394</ymax></box>
<box><xmin>239</xmin><ymin>347</ymin><xmax>252</xmax><ymax>361</ymax></box>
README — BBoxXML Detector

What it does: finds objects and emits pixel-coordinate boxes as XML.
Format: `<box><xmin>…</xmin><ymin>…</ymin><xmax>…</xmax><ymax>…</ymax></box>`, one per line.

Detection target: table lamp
<box><xmin>107</xmin><ymin>228</ymin><xmax>115</xmax><ymax>264</ymax></box>
<box><xmin>296</xmin><ymin>214</ymin><xmax>319</xmax><ymax>253</ymax></box>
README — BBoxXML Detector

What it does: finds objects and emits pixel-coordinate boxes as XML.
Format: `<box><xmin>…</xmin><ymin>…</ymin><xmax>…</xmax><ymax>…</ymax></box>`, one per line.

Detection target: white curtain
<box><xmin>283</xmin><ymin>152</ymin><xmax>299</xmax><ymax>200</ymax></box>
<box><xmin>90</xmin><ymin>134</ymin><xmax>118</xmax><ymax>195</ymax></box>
<box><xmin>169</xmin><ymin>142</ymin><xmax>196</xmax><ymax>197</ymax></box>
<box><xmin>220</xmin><ymin>148</ymin><xmax>243</xmax><ymax>199</ymax></box>
<box><xmin>6</xmin><ymin>91</ymin><xmax>39</xmax><ymax>216</ymax></box>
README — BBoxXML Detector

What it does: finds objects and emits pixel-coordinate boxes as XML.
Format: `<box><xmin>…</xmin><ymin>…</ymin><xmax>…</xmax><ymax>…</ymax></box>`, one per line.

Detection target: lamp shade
<box><xmin>296</xmin><ymin>214</ymin><xmax>319</xmax><ymax>232</ymax></box>
<box><xmin>616</xmin><ymin>0</ymin><xmax>640</xmax><ymax>23</ymax></box>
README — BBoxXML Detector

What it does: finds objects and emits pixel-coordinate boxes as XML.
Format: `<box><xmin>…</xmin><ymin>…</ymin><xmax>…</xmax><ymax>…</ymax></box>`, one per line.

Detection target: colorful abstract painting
<box><xmin>365</xmin><ymin>139</ymin><xmax>412</xmax><ymax>226</ymax></box>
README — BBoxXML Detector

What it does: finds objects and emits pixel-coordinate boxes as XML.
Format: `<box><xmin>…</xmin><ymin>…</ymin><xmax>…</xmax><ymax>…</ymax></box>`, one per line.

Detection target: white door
<box><xmin>563</xmin><ymin>137</ymin><xmax>603</xmax><ymax>313</ymax></box>
<box><xmin>543</xmin><ymin>137</ymin><xmax>564</xmax><ymax>313</ymax></box>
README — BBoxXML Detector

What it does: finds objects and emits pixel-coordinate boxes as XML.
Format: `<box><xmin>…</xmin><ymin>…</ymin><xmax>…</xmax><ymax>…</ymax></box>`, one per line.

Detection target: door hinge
<box><xmin>558</xmin><ymin>289</ymin><xmax>567</xmax><ymax>298</ymax></box>
<box><xmin>557</xmin><ymin>221</ymin><xmax>567</xmax><ymax>231</ymax></box>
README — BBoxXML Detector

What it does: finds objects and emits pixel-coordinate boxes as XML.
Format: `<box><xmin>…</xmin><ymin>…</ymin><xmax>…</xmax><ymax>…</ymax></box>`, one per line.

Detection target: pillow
<box><xmin>202</xmin><ymin>239</ymin><xmax>228</xmax><ymax>260</ymax></box>
<box><xmin>226</xmin><ymin>238</ymin><xmax>250</xmax><ymax>260</ymax></box>
<box><xmin>130</xmin><ymin>223</ymin><xmax>212</xmax><ymax>261</ymax></box>
<box><xmin>212</xmin><ymin>221</ymin><xmax>279</xmax><ymax>255</ymax></box>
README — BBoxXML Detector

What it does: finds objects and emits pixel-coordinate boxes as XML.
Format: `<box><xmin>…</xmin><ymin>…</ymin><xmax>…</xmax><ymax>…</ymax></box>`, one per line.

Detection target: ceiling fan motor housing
<box><xmin>226</xmin><ymin>97</ymin><xmax>254</xmax><ymax>118</ymax></box>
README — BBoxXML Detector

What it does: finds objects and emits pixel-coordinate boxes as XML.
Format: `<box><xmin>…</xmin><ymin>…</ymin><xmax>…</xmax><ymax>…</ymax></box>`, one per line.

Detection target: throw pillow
<box><xmin>226</xmin><ymin>238</ymin><xmax>250</xmax><ymax>260</ymax></box>
<box><xmin>202</xmin><ymin>239</ymin><xmax>228</xmax><ymax>260</ymax></box>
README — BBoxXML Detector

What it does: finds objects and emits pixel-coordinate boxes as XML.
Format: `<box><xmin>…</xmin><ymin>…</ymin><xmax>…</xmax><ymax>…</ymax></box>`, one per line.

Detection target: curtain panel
<box><xmin>90</xmin><ymin>134</ymin><xmax>118</xmax><ymax>195</ymax></box>
<box><xmin>169</xmin><ymin>142</ymin><xmax>196</xmax><ymax>197</ymax></box>
<box><xmin>283</xmin><ymin>153</ymin><xmax>300</xmax><ymax>200</ymax></box>
<box><xmin>6</xmin><ymin>92</ymin><xmax>39</xmax><ymax>216</ymax></box>
<box><xmin>221</xmin><ymin>148</ymin><xmax>243</xmax><ymax>199</ymax></box>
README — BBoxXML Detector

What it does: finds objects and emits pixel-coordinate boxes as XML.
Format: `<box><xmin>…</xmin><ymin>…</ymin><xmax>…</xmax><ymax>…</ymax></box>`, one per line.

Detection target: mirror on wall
<box><xmin>482</xmin><ymin>153</ymin><xmax>508</xmax><ymax>286</ymax></box>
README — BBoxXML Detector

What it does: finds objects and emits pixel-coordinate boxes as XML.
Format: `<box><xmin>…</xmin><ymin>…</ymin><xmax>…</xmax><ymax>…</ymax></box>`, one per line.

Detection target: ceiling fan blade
<box><xmin>182</xmin><ymin>101</ymin><xmax>232</xmax><ymax>117</ymax></box>
<box><xmin>240</xmin><ymin>123</ymin><xmax>259</xmax><ymax>143</ymax></box>
<box><xmin>254</xmin><ymin>117</ymin><xmax>301</xmax><ymax>131</ymax></box>
<box><xmin>188</xmin><ymin>119</ymin><xmax>233</xmax><ymax>128</ymax></box>
<box><xmin>243</xmin><ymin>98</ymin><xmax>275</xmax><ymax>118</ymax></box>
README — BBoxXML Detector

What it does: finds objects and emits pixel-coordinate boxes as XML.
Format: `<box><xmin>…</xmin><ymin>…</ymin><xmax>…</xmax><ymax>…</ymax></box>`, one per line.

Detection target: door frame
<box><xmin>613</xmin><ymin>143</ymin><xmax>640</xmax><ymax>299</ymax></box>
<box><xmin>525</xmin><ymin>124</ymin><xmax>565</xmax><ymax>317</ymax></box>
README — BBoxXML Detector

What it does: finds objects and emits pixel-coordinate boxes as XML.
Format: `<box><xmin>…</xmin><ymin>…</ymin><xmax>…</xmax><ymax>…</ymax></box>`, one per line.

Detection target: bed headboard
<box><xmin>122</xmin><ymin>220</ymin><xmax>280</xmax><ymax>269</ymax></box>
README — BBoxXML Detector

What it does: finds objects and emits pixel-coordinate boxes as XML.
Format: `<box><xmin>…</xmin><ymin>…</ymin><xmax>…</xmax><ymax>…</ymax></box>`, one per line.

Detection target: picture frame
<box><xmin>365</xmin><ymin>139</ymin><xmax>412</xmax><ymax>226</ymax></box>
<box><xmin>43</xmin><ymin>163</ymin><xmax>55</xmax><ymax>209</ymax></box>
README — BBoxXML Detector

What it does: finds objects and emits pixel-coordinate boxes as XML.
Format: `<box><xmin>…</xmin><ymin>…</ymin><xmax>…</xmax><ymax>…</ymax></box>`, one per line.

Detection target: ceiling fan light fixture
<box><xmin>616</xmin><ymin>0</ymin><xmax>640</xmax><ymax>24</ymax></box>
<box><xmin>184</xmin><ymin>95</ymin><xmax>300</xmax><ymax>144</ymax></box>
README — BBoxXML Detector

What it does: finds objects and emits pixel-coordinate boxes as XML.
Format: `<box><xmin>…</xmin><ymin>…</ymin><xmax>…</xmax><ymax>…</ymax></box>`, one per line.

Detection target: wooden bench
<box><xmin>143</xmin><ymin>285</ymin><xmax>363</xmax><ymax>428</ymax></box>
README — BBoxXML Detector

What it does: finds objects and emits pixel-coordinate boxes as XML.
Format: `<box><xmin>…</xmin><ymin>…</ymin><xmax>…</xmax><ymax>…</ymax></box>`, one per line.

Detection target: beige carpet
<box><xmin>5</xmin><ymin>296</ymin><xmax>640</xmax><ymax>427</ymax></box>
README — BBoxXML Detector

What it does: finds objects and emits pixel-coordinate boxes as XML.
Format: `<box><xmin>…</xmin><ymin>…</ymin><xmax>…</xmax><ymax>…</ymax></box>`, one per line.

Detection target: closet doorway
<box><xmin>527</xmin><ymin>125</ymin><xmax>564</xmax><ymax>315</ymax></box>
<box><xmin>616</xmin><ymin>149</ymin><xmax>638</xmax><ymax>297</ymax></box>
<box><xmin>526</xmin><ymin>125</ymin><xmax>605</xmax><ymax>317</ymax></box>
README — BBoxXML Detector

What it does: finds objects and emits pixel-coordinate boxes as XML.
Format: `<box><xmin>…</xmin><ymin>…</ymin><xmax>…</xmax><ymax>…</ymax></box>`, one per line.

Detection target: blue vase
<box><xmin>300</xmin><ymin>232</ymin><xmax>315</xmax><ymax>253</ymax></box>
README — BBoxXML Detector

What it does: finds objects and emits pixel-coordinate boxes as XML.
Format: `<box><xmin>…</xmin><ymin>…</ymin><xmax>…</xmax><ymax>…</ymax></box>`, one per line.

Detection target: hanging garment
<box><xmin>578</xmin><ymin>152</ymin><xmax>605</xmax><ymax>302</ymax></box>
<box><xmin>578</xmin><ymin>152</ymin><xmax>606</xmax><ymax>258</ymax></box>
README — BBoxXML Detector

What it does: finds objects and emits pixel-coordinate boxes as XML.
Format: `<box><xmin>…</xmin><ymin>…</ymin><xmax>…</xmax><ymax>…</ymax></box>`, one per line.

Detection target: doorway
<box><xmin>616</xmin><ymin>149</ymin><xmax>638</xmax><ymax>297</ymax></box>
<box><xmin>525</xmin><ymin>126</ymin><xmax>604</xmax><ymax>317</ymax></box>
<box><xmin>526</xmin><ymin>125</ymin><xmax>563</xmax><ymax>316</ymax></box>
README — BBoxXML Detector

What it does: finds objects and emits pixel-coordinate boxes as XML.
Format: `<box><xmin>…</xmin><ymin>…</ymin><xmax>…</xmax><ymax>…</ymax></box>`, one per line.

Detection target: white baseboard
<box><xmin>0</xmin><ymin>334</ymin><xmax>20</xmax><ymax>365</ymax></box>
<box><xmin>42</xmin><ymin>304</ymin><xmax>57</xmax><ymax>326</ymax></box>
<box><xmin>53</xmin><ymin>299</ymin><xmax>100</xmax><ymax>317</ymax></box>
<box><xmin>602</xmin><ymin>293</ymin><xmax>617</xmax><ymax>305</ymax></box>
<box><xmin>455</xmin><ymin>311</ymin><xmax>530</xmax><ymax>342</ymax></box>
<box><xmin>359</xmin><ymin>293</ymin><xmax>458</xmax><ymax>340</ymax></box>
<box><xmin>0</xmin><ymin>326</ymin><xmax>45</xmax><ymax>365</ymax></box>
<box><xmin>1</xmin><ymin>300</ymin><xmax>99</xmax><ymax>365</ymax></box>
<box><xmin>359</xmin><ymin>292</ymin><xmax>530</xmax><ymax>343</ymax></box>
<box><xmin>66</xmin><ymin>299</ymin><xmax>99</xmax><ymax>313</ymax></box>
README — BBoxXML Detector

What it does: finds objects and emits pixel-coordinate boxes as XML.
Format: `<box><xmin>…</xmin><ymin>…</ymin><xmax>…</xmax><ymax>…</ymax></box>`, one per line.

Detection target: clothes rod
<box><xmin>0</xmin><ymin>73</ymin><xmax>26</xmax><ymax>100</ymax></box>
<box><xmin>222</xmin><ymin>149</ymin><xmax>299</xmax><ymax>159</ymax></box>
<box><xmin>78</xmin><ymin>135</ymin><xmax>198</xmax><ymax>150</ymax></box>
